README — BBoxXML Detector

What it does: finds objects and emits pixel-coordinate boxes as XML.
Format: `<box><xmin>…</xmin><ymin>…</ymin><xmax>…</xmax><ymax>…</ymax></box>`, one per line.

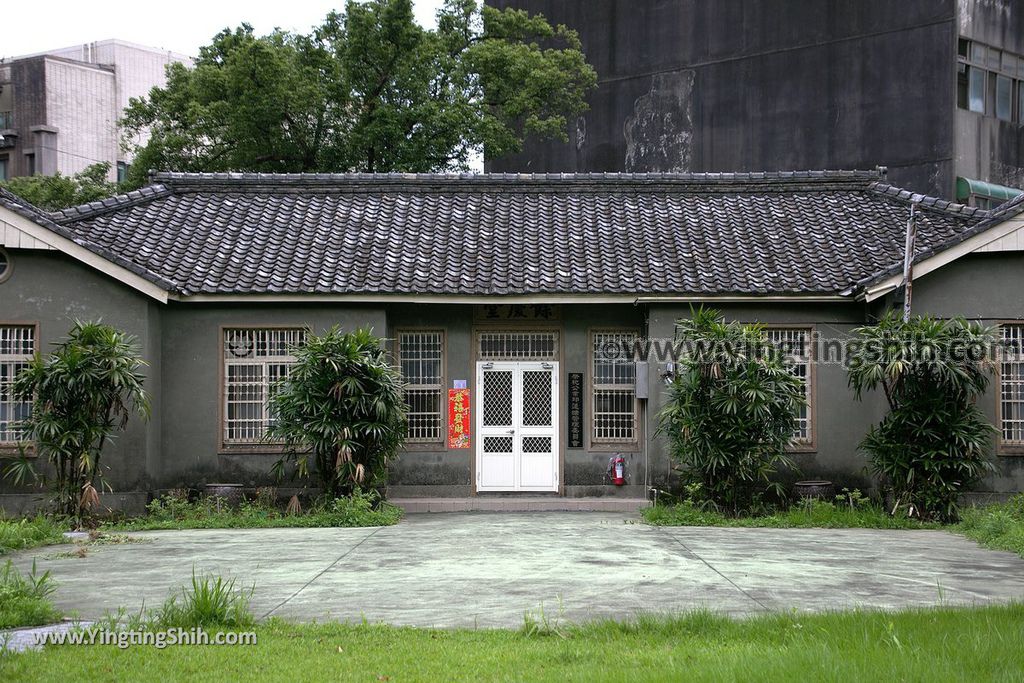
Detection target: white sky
<box><xmin>2</xmin><ymin>0</ymin><xmax>446</xmax><ymax>59</ymax></box>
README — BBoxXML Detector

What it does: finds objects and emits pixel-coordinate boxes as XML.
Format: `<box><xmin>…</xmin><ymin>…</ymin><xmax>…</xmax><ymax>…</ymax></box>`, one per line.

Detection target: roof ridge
<box><xmin>866</xmin><ymin>181</ymin><xmax>988</xmax><ymax>219</ymax></box>
<box><xmin>53</xmin><ymin>184</ymin><xmax>175</xmax><ymax>224</ymax></box>
<box><xmin>150</xmin><ymin>169</ymin><xmax>884</xmax><ymax>192</ymax></box>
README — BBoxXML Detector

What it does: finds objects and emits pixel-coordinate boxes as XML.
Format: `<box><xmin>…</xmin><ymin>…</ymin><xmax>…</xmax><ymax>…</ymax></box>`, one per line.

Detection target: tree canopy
<box><xmin>0</xmin><ymin>163</ymin><xmax>118</xmax><ymax>211</ymax></box>
<box><xmin>121</xmin><ymin>0</ymin><xmax>596</xmax><ymax>187</ymax></box>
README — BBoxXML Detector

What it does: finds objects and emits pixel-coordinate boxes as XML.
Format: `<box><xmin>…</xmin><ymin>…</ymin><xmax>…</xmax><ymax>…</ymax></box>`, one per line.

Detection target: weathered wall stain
<box><xmin>624</xmin><ymin>70</ymin><xmax>694</xmax><ymax>173</ymax></box>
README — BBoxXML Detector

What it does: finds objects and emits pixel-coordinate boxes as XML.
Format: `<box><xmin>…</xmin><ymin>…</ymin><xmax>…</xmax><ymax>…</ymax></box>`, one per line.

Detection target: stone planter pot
<box><xmin>204</xmin><ymin>483</ymin><xmax>244</xmax><ymax>508</ymax></box>
<box><xmin>793</xmin><ymin>480</ymin><xmax>834</xmax><ymax>501</ymax></box>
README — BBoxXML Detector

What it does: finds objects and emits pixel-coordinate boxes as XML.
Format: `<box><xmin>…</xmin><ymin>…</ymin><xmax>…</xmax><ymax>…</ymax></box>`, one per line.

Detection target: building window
<box><xmin>591</xmin><ymin>330</ymin><xmax>638</xmax><ymax>444</ymax></box>
<box><xmin>117</xmin><ymin>161</ymin><xmax>129</xmax><ymax>183</ymax></box>
<box><xmin>0</xmin><ymin>157</ymin><xmax>7</xmax><ymax>181</ymax></box>
<box><xmin>999</xmin><ymin>324</ymin><xmax>1024</xmax><ymax>448</ymax></box>
<box><xmin>24</xmin><ymin>153</ymin><xmax>34</xmax><ymax>176</ymax></box>
<box><xmin>968</xmin><ymin>66</ymin><xmax>986</xmax><ymax>113</ymax></box>
<box><xmin>766</xmin><ymin>327</ymin><xmax>814</xmax><ymax>447</ymax></box>
<box><xmin>0</xmin><ymin>247</ymin><xmax>10</xmax><ymax>283</ymax></box>
<box><xmin>1020</xmin><ymin>84</ymin><xmax>1024</xmax><ymax>127</ymax></box>
<box><xmin>958</xmin><ymin>38</ymin><xmax>1024</xmax><ymax>120</ymax></box>
<box><xmin>996</xmin><ymin>74</ymin><xmax>1013</xmax><ymax>121</ymax></box>
<box><xmin>478</xmin><ymin>330</ymin><xmax>558</xmax><ymax>360</ymax></box>
<box><xmin>0</xmin><ymin>325</ymin><xmax>35</xmax><ymax>445</ymax></box>
<box><xmin>223</xmin><ymin>327</ymin><xmax>306</xmax><ymax>446</ymax></box>
<box><xmin>397</xmin><ymin>330</ymin><xmax>444</xmax><ymax>442</ymax></box>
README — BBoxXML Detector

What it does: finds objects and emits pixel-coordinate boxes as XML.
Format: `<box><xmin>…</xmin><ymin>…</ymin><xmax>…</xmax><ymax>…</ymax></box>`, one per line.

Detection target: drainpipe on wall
<box><xmin>901</xmin><ymin>200</ymin><xmax>919</xmax><ymax>322</ymax></box>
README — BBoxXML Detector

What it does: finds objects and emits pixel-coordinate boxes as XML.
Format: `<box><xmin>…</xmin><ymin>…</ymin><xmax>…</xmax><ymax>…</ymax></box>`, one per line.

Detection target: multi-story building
<box><xmin>487</xmin><ymin>0</ymin><xmax>1024</xmax><ymax>205</ymax></box>
<box><xmin>0</xmin><ymin>40</ymin><xmax>190</xmax><ymax>182</ymax></box>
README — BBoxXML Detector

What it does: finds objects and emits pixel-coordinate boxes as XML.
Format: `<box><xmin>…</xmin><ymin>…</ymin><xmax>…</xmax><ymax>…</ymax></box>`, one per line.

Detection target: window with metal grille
<box><xmin>1000</xmin><ymin>324</ymin><xmax>1024</xmax><ymax>447</ymax></box>
<box><xmin>591</xmin><ymin>330</ymin><xmax>638</xmax><ymax>443</ymax></box>
<box><xmin>398</xmin><ymin>330</ymin><xmax>444</xmax><ymax>442</ymax></box>
<box><xmin>0</xmin><ymin>325</ymin><xmax>34</xmax><ymax>445</ymax></box>
<box><xmin>766</xmin><ymin>327</ymin><xmax>813</xmax><ymax>446</ymax></box>
<box><xmin>223</xmin><ymin>328</ymin><xmax>306</xmax><ymax>445</ymax></box>
<box><xmin>478</xmin><ymin>331</ymin><xmax>558</xmax><ymax>360</ymax></box>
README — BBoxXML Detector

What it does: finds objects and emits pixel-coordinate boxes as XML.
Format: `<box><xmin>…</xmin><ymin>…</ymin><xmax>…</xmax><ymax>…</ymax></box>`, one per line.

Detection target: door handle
<box><xmin>506</xmin><ymin>429</ymin><xmax>515</xmax><ymax>434</ymax></box>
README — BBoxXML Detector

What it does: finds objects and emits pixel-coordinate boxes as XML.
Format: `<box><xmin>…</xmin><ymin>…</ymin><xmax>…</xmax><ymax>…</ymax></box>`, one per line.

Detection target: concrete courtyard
<box><xmin>8</xmin><ymin>512</ymin><xmax>1024</xmax><ymax>628</ymax></box>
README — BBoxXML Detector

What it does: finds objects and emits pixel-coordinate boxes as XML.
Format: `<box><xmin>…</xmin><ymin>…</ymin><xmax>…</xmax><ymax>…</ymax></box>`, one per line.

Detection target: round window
<box><xmin>0</xmin><ymin>248</ymin><xmax>10</xmax><ymax>284</ymax></box>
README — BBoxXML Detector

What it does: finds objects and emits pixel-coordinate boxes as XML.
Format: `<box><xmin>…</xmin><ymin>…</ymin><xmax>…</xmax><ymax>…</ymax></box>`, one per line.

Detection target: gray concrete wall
<box><xmin>156</xmin><ymin>304</ymin><xmax>386</xmax><ymax>489</ymax></box>
<box><xmin>487</xmin><ymin>0</ymin><xmax>959</xmax><ymax>198</ymax></box>
<box><xmin>0</xmin><ymin>249</ymin><xmax>157</xmax><ymax>499</ymax></box>
<box><xmin>955</xmin><ymin>0</ymin><xmax>1024</xmax><ymax>190</ymax></box>
<box><xmin>909</xmin><ymin>251</ymin><xmax>1024</xmax><ymax>493</ymax></box>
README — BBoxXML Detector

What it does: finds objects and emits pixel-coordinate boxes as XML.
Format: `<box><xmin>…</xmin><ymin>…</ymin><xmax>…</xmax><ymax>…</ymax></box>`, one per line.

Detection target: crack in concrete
<box><xmin>659</xmin><ymin>529</ymin><xmax>771</xmax><ymax>612</ymax></box>
<box><xmin>260</xmin><ymin>527</ymin><xmax>385</xmax><ymax>619</ymax></box>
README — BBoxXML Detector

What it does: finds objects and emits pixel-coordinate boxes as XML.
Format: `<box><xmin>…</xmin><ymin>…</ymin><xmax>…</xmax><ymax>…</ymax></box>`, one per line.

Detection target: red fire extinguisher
<box><xmin>609</xmin><ymin>455</ymin><xmax>626</xmax><ymax>486</ymax></box>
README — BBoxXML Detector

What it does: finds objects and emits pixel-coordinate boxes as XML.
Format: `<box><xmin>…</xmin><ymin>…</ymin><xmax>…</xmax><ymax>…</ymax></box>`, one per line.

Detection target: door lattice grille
<box><xmin>482</xmin><ymin>371</ymin><xmax>513</xmax><ymax>426</ymax></box>
<box><xmin>522</xmin><ymin>436</ymin><xmax>552</xmax><ymax>453</ymax></box>
<box><xmin>522</xmin><ymin>370</ymin><xmax>552</xmax><ymax>426</ymax></box>
<box><xmin>483</xmin><ymin>436</ymin><xmax>513</xmax><ymax>453</ymax></box>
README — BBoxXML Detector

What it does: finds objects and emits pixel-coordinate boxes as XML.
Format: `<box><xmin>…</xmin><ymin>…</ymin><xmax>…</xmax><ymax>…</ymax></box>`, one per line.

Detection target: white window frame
<box><xmin>397</xmin><ymin>329</ymin><xmax>445</xmax><ymax>444</ymax></box>
<box><xmin>765</xmin><ymin>326</ymin><xmax>816</xmax><ymax>451</ymax></box>
<box><xmin>221</xmin><ymin>326</ymin><xmax>306</xmax><ymax>449</ymax></box>
<box><xmin>998</xmin><ymin>323</ymin><xmax>1024</xmax><ymax>454</ymax></box>
<box><xmin>0</xmin><ymin>323</ymin><xmax>37</xmax><ymax>450</ymax></box>
<box><xmin>589</xmin><ymin>329</ymin><xmax>639</xmax><ymax>449</ymax></box>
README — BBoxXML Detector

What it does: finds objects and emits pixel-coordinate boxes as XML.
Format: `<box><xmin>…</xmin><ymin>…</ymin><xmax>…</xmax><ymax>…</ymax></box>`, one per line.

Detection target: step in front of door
<box><xmin>390</xmin><ymin>497</ymin><xmax>650</xmax><ymax>513</ymax></box>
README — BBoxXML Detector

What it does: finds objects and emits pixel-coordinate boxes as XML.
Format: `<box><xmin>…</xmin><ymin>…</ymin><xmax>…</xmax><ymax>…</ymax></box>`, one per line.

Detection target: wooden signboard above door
<box><xmin>474</xmin><ymin>304</ymin><xmax>561</xmax><ymax>322</ymax></box>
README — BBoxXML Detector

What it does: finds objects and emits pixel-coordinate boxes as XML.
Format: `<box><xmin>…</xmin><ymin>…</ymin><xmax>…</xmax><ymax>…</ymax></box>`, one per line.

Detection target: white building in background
<box><xmin>0</xmin><ymin>40</ymin><xmax>191</xmax><ymax>182</ymax></box>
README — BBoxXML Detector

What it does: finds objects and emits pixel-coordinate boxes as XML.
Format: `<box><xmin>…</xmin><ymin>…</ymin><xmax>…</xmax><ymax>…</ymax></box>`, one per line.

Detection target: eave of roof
<box><xmin>0</xmin><ymin>187</ymin><xmax>178</xmax><ymax>300</ymax></box>
<box><xmin>853</xmin><ymin>190</ymin><xmax>1024</xmax><ymax>299</ymax></box>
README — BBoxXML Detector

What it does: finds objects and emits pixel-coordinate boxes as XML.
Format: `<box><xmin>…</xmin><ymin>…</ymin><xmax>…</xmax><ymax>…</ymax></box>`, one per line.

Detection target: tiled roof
<box><xmin>855</xmin><ymin>189</ymin><xmax>1024</xmax><ymax>290</ymax></box>
<box><xmin>0</xmin><ymin>186</ymin><xmax>178</xmax><ymax>290</ymax></box>
<box><xmin>35</xmin><ymin>170</ymin><xmax>989</xmax><ymax>298</ymax></box>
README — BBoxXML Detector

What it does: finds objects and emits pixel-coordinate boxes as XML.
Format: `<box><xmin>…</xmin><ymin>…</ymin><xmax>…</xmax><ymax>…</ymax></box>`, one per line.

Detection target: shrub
<box><xmin>106</xmin><ymin>490</ymin><xmax>402</xmax><ymax>531</ymax></box>
<box><xmin>268</xmin><ymin>327</ymin><xmax>407</xmax><ymax>498</ymax></box>
<box><xmin>9</xmin><ymin>321</ymin><xmax>149</xmax><ymax>524</ymax></box>
<box><xmin>657</xmin><ymin>308</ymin><xmax>805</xmax><ymax>514</ymax></box>
<box><xmin>153</xmin><ymin>571</ymin><xmax>254</xmax><ymax>628</ymax></box>
<box><xmin>0</xmin><ymin>559</ymin><xmax>61</xmax><ymax>628</ymax></box>
<box><xmin>848</xmin><ymin>313</ymin><xmax>996</xmax><ymax>522</ymax></box>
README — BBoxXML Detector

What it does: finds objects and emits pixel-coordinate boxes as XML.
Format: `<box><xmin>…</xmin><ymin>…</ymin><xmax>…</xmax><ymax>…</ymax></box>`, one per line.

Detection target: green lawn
<box><xmin>0</xmin><ymin>560</ymin><xmax>61</xmax><ymax>629</ymax></box>
<box><xmin>957</xmin><ymin>496</ymin><xmax>1024</xmax><ymax>558</ymax></box>
<box><xmin>642</xmin><ymin>498</ymin><xmax>937</xmax><ymax>530</ymax></box>
<box><xmin>644</xmin><ymin>494</ymin><xmax>1024</xmax><ymax>562</ymax></box>
<box><xmin>3</xmin><ymin>606</ymin><xmax>1023</xmax><ymax>682</ymax></box>
<box><xmin>0</xmin><ymin>517</ymin><xmax>67</xmax><ymax>555</ymax></box>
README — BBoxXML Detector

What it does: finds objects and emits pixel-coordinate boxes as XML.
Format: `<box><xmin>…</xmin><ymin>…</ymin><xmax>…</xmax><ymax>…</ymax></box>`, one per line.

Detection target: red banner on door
<box><xmin>448</xmin><ymin>388</ymin><xmax>471</xmax><ymax>449</ymax></box>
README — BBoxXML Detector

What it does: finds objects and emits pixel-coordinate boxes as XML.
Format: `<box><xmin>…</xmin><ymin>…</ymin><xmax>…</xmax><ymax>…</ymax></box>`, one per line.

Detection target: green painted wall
<box><xmin>4</xmin><ymin>247</ymin><xmax>1023</xmax><ymax>501</ymax></box>
<box><xmin>0</xmin><ymin>249</ymin><xmax>157</xmax><ymax>494</ymax></box>
<box><xmin>156</xmin><ymin>304</ymin><xmax>386</xmax><ymax>488</ymax></box>
<box><xmin>909</xmin><ymin>252</ymin><xmax>1024</xmax><ymax>493</ymax></box>
<box><xmin>646</xmin><ymin>302</ymin><xmax>887</xmax><ymax>494</ymax></box>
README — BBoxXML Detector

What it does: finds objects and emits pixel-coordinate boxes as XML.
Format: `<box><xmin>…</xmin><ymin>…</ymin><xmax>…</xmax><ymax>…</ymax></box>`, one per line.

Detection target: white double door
<box><xmin>476</xmin><ymin>361</ymin><xmax>559</xmax><ymax>492</ymax></box>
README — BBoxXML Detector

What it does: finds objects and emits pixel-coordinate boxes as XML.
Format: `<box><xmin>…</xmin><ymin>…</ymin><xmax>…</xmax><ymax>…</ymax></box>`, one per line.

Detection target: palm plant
<box><xmin>848</xmin><ymin>312</ymin><xmax>996</xmax><ymax>522</ymax></box>
<box><xmin>10</xmin><ymin>321</ymin><xmax>149</xmax><ymax>524</ymax></box>
<box><xmin>658</xmin><ymin>307</ymin><xmax>805</xmax><ymax>514</ymax></box>
<box><xmin>268</xmin><ymin>327</ymin><xmax>407</xmax><ymax>498</ymax></box>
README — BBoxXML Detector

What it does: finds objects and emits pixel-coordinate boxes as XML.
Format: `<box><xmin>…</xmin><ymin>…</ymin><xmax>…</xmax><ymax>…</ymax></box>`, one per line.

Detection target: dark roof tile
<box><xmin>29</xmin><ymin>171</ymin><xmax>992</xmax><ymax>297</ymax></box>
